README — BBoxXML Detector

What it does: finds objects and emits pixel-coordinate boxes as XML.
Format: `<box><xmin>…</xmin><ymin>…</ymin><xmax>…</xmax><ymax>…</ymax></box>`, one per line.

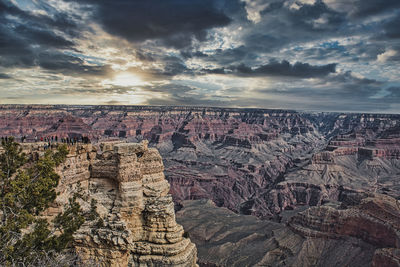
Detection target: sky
<box><xmin>0</xmin><ymin>0</ymin><xmax>399</xmax><ymax>113</ymax></box>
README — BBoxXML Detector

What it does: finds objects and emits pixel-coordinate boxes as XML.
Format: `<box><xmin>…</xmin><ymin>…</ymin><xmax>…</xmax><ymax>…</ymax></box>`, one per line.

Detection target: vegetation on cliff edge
<box><xmin>0</xmin><ymin>137</ymin><xmax>85</xmax><ymax>266</ymax></box>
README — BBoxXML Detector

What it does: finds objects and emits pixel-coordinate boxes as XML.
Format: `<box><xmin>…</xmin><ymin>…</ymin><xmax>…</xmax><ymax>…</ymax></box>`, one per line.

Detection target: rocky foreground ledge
<box><xmin>25</xmin><ymin>141</ymin><xmax>198</xmax><ymax>266</ymax></box>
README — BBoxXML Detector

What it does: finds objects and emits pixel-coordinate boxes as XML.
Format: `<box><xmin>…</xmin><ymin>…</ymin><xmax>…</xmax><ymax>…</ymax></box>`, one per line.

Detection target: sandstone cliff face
<box><xmin>40</xmin><ymin>142</ymin><xmax>198</xmax><ymax>266</ymax></box>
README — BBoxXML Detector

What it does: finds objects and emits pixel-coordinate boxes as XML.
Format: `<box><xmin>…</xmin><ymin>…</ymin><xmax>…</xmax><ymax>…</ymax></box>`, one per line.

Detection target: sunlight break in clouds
<box><xmin>102</xmin><ymin>73</ymin><xmax>148</xmax><ymax>88</ymax></box>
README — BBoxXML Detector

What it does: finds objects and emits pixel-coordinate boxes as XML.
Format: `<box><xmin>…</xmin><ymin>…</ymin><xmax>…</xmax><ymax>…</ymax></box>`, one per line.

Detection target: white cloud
<box><xmin>377</xmin><ymin>49</ymin><xmax>398</xmax><ymax>63</ymax></box>
<box><xmin>241</xmin><ymin>0</ymin><xmax>270</xmax><ymax>23</ymax></box>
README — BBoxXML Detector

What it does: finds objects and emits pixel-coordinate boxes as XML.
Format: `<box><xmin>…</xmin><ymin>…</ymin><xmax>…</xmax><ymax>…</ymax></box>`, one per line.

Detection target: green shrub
<box><xmin>0</xmin><ymin>137</ymin><xmax>85</xmax><ymax>265</ymax></box>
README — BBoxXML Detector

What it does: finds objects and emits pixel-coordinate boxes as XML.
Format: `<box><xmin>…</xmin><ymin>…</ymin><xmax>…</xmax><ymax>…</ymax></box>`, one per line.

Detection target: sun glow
<box><xmin>102</xmin><ymin>73</ymin><xmax>147</xmax><ymax>87</ymax></box>
<box><xmin>107</xmin><ymin>88</ymin><xmax>167</xmax><ymax>105</ymax></box>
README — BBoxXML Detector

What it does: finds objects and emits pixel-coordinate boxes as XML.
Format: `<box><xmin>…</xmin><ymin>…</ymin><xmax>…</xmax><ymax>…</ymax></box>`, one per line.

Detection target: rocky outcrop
<box><xmin>177</xmin><ymin>193</ymin><xmax>400</xmax><ymax>267</ymax></box>
<box><xmin>37</xmin><ymin>141</ymin><xmax>198</xmax><ymax>266</ymax></box>
<box><xmin>372</xmin><ymin>248</ymin><xmax>400</xmax><ymax>267</ymax></box>
<box><xmin>289</xmin><ymin>194</ymin><xmax>400</xmax><ymax>245</ymax></box>
<box><xmin>287</xmin><ymin>193</ymin><xmax>400</xmax><ymax>266</ymax></box>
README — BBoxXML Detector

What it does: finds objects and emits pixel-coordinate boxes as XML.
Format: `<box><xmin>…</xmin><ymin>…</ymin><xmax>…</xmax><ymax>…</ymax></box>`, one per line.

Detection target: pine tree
<box><xmin>0</xmin><ymin>137</ymin><xmax>85</xmax><ymax>266</ymax></box>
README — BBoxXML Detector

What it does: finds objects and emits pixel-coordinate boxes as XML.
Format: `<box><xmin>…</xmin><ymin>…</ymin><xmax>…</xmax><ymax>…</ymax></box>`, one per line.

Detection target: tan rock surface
<box><xmin>36</xmin><ymin>141</ymin><xmax>198</xmax><ymax>266</ymax></box>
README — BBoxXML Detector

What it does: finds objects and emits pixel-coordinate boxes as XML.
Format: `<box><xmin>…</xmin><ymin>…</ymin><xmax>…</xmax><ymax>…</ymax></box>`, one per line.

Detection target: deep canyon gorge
<box><xmin>1</xmin><ymin>105</ymin><xmax>399</xmax><ymax>266</ymax></box>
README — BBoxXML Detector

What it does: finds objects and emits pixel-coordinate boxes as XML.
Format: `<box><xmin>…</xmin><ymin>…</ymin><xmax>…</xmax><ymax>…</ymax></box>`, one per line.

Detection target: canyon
<box><xmin>176</xmin><ymin>192</ymin><xmax>400</xmax><ymax>266</ymax></box>
<box><xmin>1</xmin><ymin>104</ymin><xmax>400</xmax><ymax>266</ymax></box>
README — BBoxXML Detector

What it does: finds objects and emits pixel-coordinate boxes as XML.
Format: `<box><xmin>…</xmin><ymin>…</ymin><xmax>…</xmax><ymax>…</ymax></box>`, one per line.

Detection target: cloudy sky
<box><xmin>0</xmin><ymin>0</ymin><xmax>399</xmax><ymax>112</ymax></box>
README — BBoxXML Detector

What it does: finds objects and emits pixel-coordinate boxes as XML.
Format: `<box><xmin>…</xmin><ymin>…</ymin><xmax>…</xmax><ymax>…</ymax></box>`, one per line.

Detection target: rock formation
<box><xmin>29</xmin><ymin>141</ymin><xmax>198</xmax><ymax>266</ymax></box>
<box><xmin>289</xmin><ymin>194</ymin><xmax>400</xmax><ymax>244</ymax></box>
<box><xmin>288</xmin><ymin>193</ymin><xmax>400</xmax><ymax>267</ymax></box>
<box><xmin>2</xmin><ymin>105</ymin><xmax>400</xmax><ymax>266</ymax></box>
<box><xmin>177</xmin><ymin>193</ymin><xmax>400</xmax><ymax>267</ymax></box>
<box><xmin>283</xmin><ymin>119</ymin><xmax>400</xmax><ymax>206</ymax></box>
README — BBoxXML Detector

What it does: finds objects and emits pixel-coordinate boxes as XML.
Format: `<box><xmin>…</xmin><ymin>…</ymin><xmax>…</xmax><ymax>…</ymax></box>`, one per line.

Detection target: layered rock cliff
<box><xmin>25</xmin><ymin>141</ymin><xmax>198</xmax><ymax>266</ymax></box>
<box><xmin>177</xmin><ymin>193</ymin><xmax>400</xmax><ymax>267</ymax></box>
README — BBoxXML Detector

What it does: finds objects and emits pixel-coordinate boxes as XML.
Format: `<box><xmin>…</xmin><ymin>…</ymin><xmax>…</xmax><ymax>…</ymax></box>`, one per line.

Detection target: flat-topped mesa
<box><xmin>49</xmin><ymin>141</ymin><xmax>198</xmax><ymax>266</ymax></box>
<box><xmin>312</xmin><ymin>146</ymin><xmax>360</xmax><ymax>164</ymax></box>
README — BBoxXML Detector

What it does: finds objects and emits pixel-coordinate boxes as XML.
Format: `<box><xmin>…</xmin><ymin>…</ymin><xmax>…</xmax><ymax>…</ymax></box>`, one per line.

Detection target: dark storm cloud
<box><xmin>0</xmin><ymin>32</ymin><xmax>35</xmax><ymax>68</ymax></box>
<box><xmin>0</xmin><ymin>0</ymin><xmax>102</xmax><ymax>76</ymax></box>
<box><xmin>345</xmin><ymin>0</ymin><xmax>400</xmax><ymax>18</ymax></box>
<box><xmin>263</xmin><ymin>71</ymin><xmax>383</xmax><ymax>99</ymax></box>
<box><xmin>135</xmin><ymin>51</ymin><xmax>155</xmax><ymax>62</ymax></box>
<box><xmin>37</xmin><ymin>52</ymin><xmax>111</xmax><ymax>76</ymax></box>
<box><xmin>288</xmin><ymin>0</ymin><xmax>345</xmax><ymax>31</ymax></box>
<box><xmin>204</xmin><ymin>60</ymin><xmax>336</xmax><ymax>78</ymax></box>
<box><xmin>203</xmin><ymin>68</ymin><xmax>226</xmax><ymax>74</ymax></box>
<box><xmin>0</xmin><ymin>5</ymin><xmax>35</xmax><ymax>68</ymax></box>
<box><xmin>324</xmin><ymin>72</ymin><xmax>384</xmax><ymax>99</ymax></box>
<box><xmin>236</xmin><ymin>60</ymin><xmax>336</xmax><ymax>77</ymax></box>
<box><xmin>0</xmin><ymin>73</ymin><xmax>11</xmax><ymax>79</ymax></box>
<box><xmin>66</xmin><ymin>0</ymin><xmax>233</xmax><ymax>48</ymax></box>
<box><xmin>14</xmin><ymin>24</ymin><xmax>74</xmax><ymax>48</ymax></box>
<box><xmin>159</xmin><ymin>56</ymin><xmax>192</xmax><ymax>77</ymax></box>
<box><xmin>382</xmin><ymin>14</ymin><xmax>400</xmax><ymax>39</ymax></box>
<box><xmin>206</xmin><ymin>46</ymin><xmax>257</xmax><ymax>65</ymax></box>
